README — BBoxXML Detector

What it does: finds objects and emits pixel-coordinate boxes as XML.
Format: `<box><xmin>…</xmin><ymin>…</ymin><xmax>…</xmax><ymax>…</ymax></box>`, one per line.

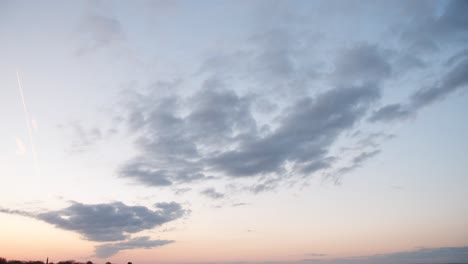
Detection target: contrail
<box><xmin>16</xmin><ymin>70</ymin><xmax>40</xmax><ymax>176</ymax></box>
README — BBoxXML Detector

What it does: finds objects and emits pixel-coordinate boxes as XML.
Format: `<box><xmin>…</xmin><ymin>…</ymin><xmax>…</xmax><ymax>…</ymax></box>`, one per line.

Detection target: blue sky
<box><xmin>0</xmin><ymin>1</ymin><xmax>467</xmax><ymax>263</ymax></box>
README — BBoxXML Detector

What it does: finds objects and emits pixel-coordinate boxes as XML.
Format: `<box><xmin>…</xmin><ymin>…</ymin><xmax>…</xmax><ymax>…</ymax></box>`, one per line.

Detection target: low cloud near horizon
<box><xmin>0</xmin><ymin>201</ymin><xmax>186</xmax><ymax>257</ymax></box>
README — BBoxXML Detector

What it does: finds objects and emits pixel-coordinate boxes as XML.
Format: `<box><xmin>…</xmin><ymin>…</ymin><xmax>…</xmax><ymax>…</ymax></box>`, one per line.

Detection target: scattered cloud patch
<box><xmin>94</xmin><ymin>236</ymin><xmax>173</xmax><ymax>258</ymax></box>
<box><xmin>75</xmin><ymin>13</ymin><xmax>124</xmax><ymax>56</ymax></box>
<box><xmin>201</xmin><ymin>188</ymin><xmax>225</xmax><ymax>200</ymax></box>
<box><xmin>232</xmin><ymin>203</ymin><xmax>249</xmax><ymax>207</ymax></box>
<box><xmin>1</xmin><ymin>201</ymin><xmax>186</xmax><ymax>242</ymax></box>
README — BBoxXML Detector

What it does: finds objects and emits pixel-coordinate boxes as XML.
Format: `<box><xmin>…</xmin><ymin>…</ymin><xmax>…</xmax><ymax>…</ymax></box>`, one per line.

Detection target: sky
<box><xmin>0</xmin><ymin>0</ymin><xmax>468</xmax><ymax>263</ymax></box>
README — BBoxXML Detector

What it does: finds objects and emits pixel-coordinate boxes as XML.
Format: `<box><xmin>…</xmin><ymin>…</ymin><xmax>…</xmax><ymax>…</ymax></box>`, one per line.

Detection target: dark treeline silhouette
<box><xmin>0</xmin><ymin>258</ymin><xmax>132</xmax><ymax>264</ymax></box>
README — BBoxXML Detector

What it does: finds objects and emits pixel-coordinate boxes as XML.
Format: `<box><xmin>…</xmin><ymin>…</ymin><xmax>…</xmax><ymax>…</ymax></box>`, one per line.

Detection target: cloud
<box><xmin>113</xmin><ymin>4</ymin><xmax>408</xmax><ymax>192</ymax></box>
<box><xmin>351</xmin><ymin>149</ymin><xmax>381</xmax><ymax>165</ymax></box>
<box><xmin>1</xmin><ymin>201</ymin><xmax>185</xmax><ymax>257</ymax></box>
<box><xmin>118</xmin><ymin>84</ymin><xmax>257</xmax><ymax>187</ymax></box>
<box><xmin>201</xmin><ymin>188</ymin><xmax>225</xmax><ymax>200</ymax></box>
<box><xmin>301</xmin><ymin>246</ymin><xmax>468</xmax><ymax>264</ymax></box>
<box><xmin>75</xmin><ymin>13</ymin><xmax>124</xmax><ymax>56</ymax></box>
<box><xmin>174</xmin><ymin>187</ymin><xmax>192</xmax><ymax>195</ymax></box>
<box><xmin>333</xmin><ymin>44</ymin><xmax>392</xmax><ymax>85</ymax></box>
<box><xmin>210</xmin><ymin>85</ymin><xmax>379</xmax><ymax>178</ymax></box>
<box><xmin>370</xmin><ymin>57</ymin><xmax>468</xmax><ymax>123</ymax></box>
<box><xmin>401</xmin><ymin>0</ymin><xmax>468</xmax><ymax>53</ymax></box>
<box><xmin>94</xmin><ymin>236</ymin><xmax>173</xmax><ymax>258</ymax></box>
<box><xmin>2</xmin><ymin>201</ymin><xmax>186</xmax><ymax>242</ymax></box>
<box><xmin>446</xmin><ymin>49</ymin><xmax>468</xmax><ymax>66</ymax></box>
<box><xmin>368</xmin><ymin>104</ymin><xmax>412</xmax><ymax>123</ymax></box>
<box><xmin>329</xmin><ymin>149</ymin><xmax>381</xmax><ymax>183</ymax></box>
<box><xmin>66</xmin><ymin>123</ymin><xmax>106</xmax><ymax>153</ymax></box>
<box><xmin>411</xmin><ymin>57</ymin><xmax>468</xmax><ymax>108</ymax></box>
<box><xmin>66</xmin><ymin>1</ymin><xmax>465</xmax><ymax>195</ymax></box>
<box><xmin>0</xmin><ymin>207</ymin><xmax>34</xmax><ymax>218</ymax></box>
<box><xmin>232</xmin><ymin>203</ymin><xmax>249</xmax><ymax>207</ymax></box>
<box><xmin>119</xmin><ymin>82</ymin><xmax>380</xmax><ymax>191</ymax></box>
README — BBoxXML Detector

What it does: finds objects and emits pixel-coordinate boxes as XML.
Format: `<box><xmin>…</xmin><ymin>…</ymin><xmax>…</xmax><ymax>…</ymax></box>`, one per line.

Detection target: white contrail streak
<box><xmin>16</xmin><ymin>70</ymin><xmax>40</xmax><ymax>176</ymax></box>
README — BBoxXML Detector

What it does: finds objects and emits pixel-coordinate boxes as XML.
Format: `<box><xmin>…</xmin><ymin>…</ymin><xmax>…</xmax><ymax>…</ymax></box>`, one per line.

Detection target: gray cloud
<box><xmin>0</xmin><ymin>201</ymin><xmax>186</xmax><ymax>242</ymax></box>
<box><xmin>201</xmin><ymin>188</ymin><xmax>225</xmax><ymax>200</ymax></box>
<box><xmin>211</xmin><ymin>85</ymin><xmax>379</xmax><ymax>178</ymax></box>
<box><xmin>0</xmin><ymin>201</ymin><xmax>185</xmax><ymax>256</ymax></box>
<box><xmin>65</xmin><ymin>0</ymin><xmax>466</xmax><ymax>195</ymax></box>
<box><xmin>199</xmin><ymin>7</ymin><xmax>324</xmax><ymax>99</ymax></box>
<box><xmin>412</xmin><ymin>57</ymin><xmax>468</xmax><ymax>108</ymax></box>
<box><xmin>401</xmin><ymin>0</ymin><xmax>468</xmax><ymax>54</ymax></box>
<box><xmin>329</xmin><ymin>149</ymin><xmax>381</xmax><ymax>183</ymax></box>
<box><xmin>119</xmin><ymin>82</ymin><xmax>379</xmax><ymax>191</ymax></box>
<box><xmin>94</xmin><ymin>236</ymin><xmax>173</xmax><ymax>258</ymax></box>
<box><xmin>65</xmin><ymin>122</ymin><xmax>115</xmax><ymax>154</ymax></box>
<box><xmin>446</xmin><ymin>49</ymin><xmax>468</xmax><ymax>67</ymax></box>
<box><xmin>352</xmin><ymin>149</ymin><xmax>381</xmax><ymax>165</ymax></box>
<box><xmin>301</xmin><ymin>246</ymin><xmax>468</xmax><ymax>264</ymax></box>
<box><xmin>119</xmin><ymin>84</ymin><xmax>257</xmax><ymax>186</ymax></box>
<box><xmin>0</xmin><ymin>207</ymin><xmax>34</xmax><ymax>218</ymax></box>
<box><xmin>174</xmin><ymin>187</ymin><xmax>192</xmax><ymax>195</ymax></box>
<box><xmin>232</xmin><ymin>203</ymin><xmax>249</xmax><ymax>207</ymax></box>
<box><xmin>76</xmin><ymin>13</ymin><xmax>124</xmax><ymax>56</ymax></box>
<box><xmin>248</xmin><ymin>178</ymin><xmax>281</xmax><ymax>194</ymax></box>
<box><xmin>370</xmin><ymin>57</ymin><xmax>468</xmax><ymax>123</ymax></box>
<box><xmin>368</xmin><ymin>104</ymin><xmax>412</xmax><ymax>123</ymax></box>
<box><xmin>185</xmin><ymin>246</ymin><xmax>468</xmax><ymax>264</ymax></box>
<box><xmin>333</xmin><ymin>44</ymin><xmax>392</xmax><ymax>85</ymax></box>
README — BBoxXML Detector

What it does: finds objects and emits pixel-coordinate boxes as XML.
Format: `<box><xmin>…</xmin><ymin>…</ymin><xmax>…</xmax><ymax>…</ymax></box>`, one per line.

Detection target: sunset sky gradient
<box><xmin>0</xmin><ymin>1</ymin><xmax>467</xmax><ymax>263</ymax></box>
